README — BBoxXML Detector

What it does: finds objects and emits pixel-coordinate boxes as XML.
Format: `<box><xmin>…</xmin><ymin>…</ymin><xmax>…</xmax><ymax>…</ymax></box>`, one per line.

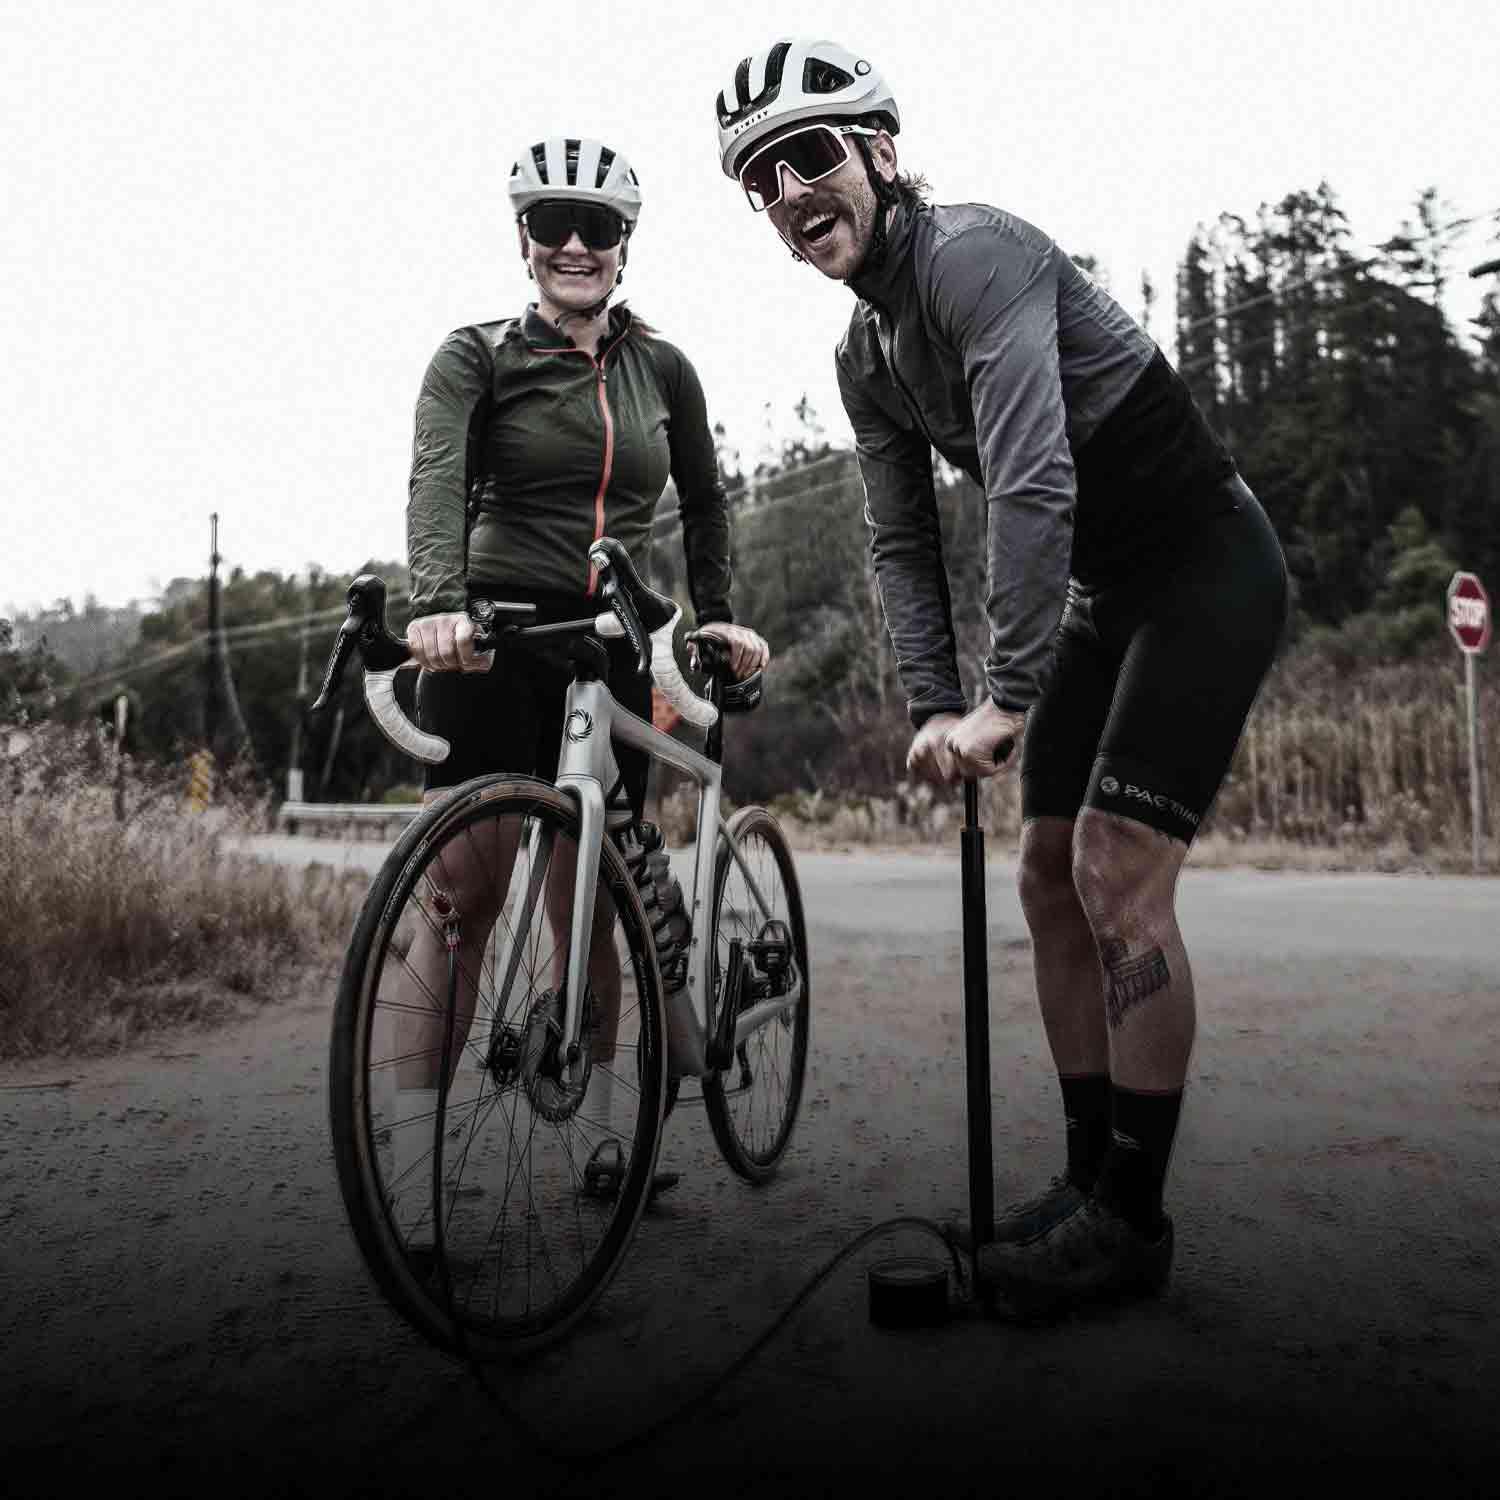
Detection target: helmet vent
<box><xmin>596</xmin><ymin>145</ymin><xmax>616</xmax><ymax>187</ymax></box>
<box><xmin>763</xmin><ymin>41</ymin><xmax>790</xmax><ymax>93</ymax></box>
<box><xmin>530</xmin><ymin>142</ymin><xmax>548</xmax><ymax>181</ymax></box>
<box><xmin>804</xmin><ymin>57</ymin><xmax>854</xmax><ymax>94</ymax></box>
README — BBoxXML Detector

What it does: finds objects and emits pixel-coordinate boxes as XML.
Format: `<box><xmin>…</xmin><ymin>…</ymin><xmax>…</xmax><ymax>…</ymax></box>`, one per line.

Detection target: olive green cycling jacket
<box><xmin>407</xmin><ymin>303</ymin><xmax>734</xmax><ymax>623</ymax></box>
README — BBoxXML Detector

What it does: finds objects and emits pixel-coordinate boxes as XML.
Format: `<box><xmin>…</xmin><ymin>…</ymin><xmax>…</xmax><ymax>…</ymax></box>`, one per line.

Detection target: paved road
<box><xmin>4</xmin><ymin>837</ymin><xmax>1498</xmax><ymax>1498</ymax></box>
<box><xmin>232</xmin><ymin>829</ymin><xmax>1500</xmax><ymax>961</ymax></box>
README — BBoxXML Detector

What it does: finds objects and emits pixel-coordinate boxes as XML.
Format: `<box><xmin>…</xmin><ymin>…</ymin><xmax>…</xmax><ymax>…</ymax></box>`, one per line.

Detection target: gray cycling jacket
<box><xmin>838</xmin><ymin>196</ymin><xmax>1233</xmax><ymax>725</ymax></box>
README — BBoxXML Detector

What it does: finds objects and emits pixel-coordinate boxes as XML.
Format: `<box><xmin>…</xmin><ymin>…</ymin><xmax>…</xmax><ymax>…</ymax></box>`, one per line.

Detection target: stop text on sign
<box><xmin>1450</xmin><ymin>596</ymin><xmax>1488</xmax><ymax>631</ymax></box>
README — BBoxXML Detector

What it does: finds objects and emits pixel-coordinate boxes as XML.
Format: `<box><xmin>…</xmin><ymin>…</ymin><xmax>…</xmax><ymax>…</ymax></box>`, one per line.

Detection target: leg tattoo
<box><xmin>1099</xmin><ymin>939</ymin><xmax>1171</xmax><ymax>1030</ymax></box>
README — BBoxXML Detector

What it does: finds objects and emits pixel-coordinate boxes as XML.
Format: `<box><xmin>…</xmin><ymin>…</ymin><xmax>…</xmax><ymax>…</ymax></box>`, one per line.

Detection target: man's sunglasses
<box><xmin>523</xmin><ymin>200</ymin><xmax>627</xmax><ymax>250</ymax></box>
<box><xmin>738</xmin><ymin>123</ymin><xmax>879</xmax><ymax>212</ymax></box>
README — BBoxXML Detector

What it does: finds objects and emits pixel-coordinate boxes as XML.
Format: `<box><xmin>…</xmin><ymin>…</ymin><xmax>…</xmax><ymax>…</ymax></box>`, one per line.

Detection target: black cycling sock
<box><xmin>1095</xmin><ymin>1085</ymin><xmax>1183</xmax><ymax>1236</ymax></box>
<box><xmin>1058</xmin><ymin>1072</ymin><xmax>1112</xmax><ymax>1190</ymax></box>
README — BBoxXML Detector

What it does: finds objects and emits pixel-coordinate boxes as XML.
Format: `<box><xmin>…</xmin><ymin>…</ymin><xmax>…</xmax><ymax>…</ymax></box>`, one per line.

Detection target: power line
<box><xmin>12</xmin><ymin>452</ymin><xmax>862</xmax><ymax>716</ymax></box>
<box><xmin>1176</xmin><ymin>205</ymin><xmax>1500</xmax><ymax>337</ymax></box>
<box><xmin>653</xmin><ymin>458</ymin><xmax>862</xmax><ymax>540</ymax></box>
<box><xmin>1177</xmin><ymin>293</ymin><xmax>1397</xmax><ymax>377</ymax></box>
<box><xmin>1177</xmin><ymin>257</ymin><xmax>1380</xmax><ymax>336</ymax></box>
<box><xmin>652</xmin><ymin>447</ymin><xmax>860</xmax><ymax>535</ymax></box>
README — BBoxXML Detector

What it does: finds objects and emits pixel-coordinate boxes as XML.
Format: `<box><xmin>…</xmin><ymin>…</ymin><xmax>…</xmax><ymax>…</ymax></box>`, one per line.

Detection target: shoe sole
<box><xmin>978</xmin><ymin>1256</ymin><xmax>1172</xmax><ymax>1321</ymax></box>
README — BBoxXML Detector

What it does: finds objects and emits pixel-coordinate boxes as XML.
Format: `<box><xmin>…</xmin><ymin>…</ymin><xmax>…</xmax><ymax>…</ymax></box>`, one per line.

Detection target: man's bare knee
<box><xmin>1071</xmin><ymin>812</ymin><xmax>1184</xmax><ymax>937</ymax></box>
<box><xmin>1018</xmin><ymin>816</ymin><xmax>1081</xmax><ymax>930</ymax></box>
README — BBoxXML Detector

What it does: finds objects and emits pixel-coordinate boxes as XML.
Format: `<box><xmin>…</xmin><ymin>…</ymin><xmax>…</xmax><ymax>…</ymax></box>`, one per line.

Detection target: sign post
<box><xmin>113</xmin><ymin>693</ymin><xmax>129</xmax><ymax>821</ymax></box>
<box><xmin>1447</xmin><ymin>572</ymin><xmax>1491</xmax><ymax>872</ymax></box>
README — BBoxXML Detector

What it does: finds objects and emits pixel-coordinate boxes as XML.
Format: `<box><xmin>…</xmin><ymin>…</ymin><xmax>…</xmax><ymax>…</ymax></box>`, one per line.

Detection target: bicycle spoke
<box><xmin>332</xmin><ymin>782</ymin><xmax>667</xmax><ymax>1353</ymax></box>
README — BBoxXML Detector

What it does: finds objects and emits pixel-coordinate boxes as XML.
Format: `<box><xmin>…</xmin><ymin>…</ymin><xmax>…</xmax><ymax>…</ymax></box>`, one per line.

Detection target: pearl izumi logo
<box><xmin>564</xmin><ymin>710</ymin><xmax>593</xmax><ymax>742</ymax></box>
<box><xmin>1098</xmin><ymin>775</ymin><xmax>1200</xmax><ymax>827</ymax></box>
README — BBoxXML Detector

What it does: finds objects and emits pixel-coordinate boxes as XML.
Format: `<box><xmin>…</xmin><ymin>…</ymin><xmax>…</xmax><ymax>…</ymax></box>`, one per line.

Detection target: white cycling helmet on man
<box><xmin>714</xmin><ymin>39</ymin><xmax>899</xmax><ymax>207</ymax></box>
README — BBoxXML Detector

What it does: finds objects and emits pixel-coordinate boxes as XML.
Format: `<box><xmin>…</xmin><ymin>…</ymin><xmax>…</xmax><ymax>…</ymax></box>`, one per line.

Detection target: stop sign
<box><xmin>1447</xmin><ymin>572</ymin><xmax>1491</xmax><ymax>654</ymax></box>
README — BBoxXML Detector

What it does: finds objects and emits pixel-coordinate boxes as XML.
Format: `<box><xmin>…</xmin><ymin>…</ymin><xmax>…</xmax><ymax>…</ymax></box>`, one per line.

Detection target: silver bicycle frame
<box><xmin>547</xmin><ymin>673</ymin><xmax>792</xmax><ymax>1088</ymax></box>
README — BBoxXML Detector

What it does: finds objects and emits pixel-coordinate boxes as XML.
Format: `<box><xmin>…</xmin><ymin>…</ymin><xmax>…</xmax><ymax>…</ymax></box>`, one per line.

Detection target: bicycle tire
<box><xmin>328</xmin><ymin>775</ymin><xmax>668</xmax><ymax>1358</ymax></box>
<box><xmin>702</xmin><ymin>805</ymin><xmax>810</xmax><ymax>1183</ymax></box>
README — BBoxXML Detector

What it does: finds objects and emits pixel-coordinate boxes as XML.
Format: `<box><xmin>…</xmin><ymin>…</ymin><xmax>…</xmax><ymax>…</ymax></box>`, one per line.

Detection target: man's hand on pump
<box><xmin>406</xmin><ymin>612</ymin><xmax>496</xmax><ymax>674</ymax></box>
<box><xmin>945</xmin><ymin>699</ymin><xmax>1025</xmax><ymax>781</ymax></box>
<box><xmin>692</xmin><ymin>622</ymin><xmax>771</xmax><ymax>680</ymax></box>
<box><xmin>906</xmin><ymin>700</ymin><xmax>1026</xmax><ymax>786</ymax></box>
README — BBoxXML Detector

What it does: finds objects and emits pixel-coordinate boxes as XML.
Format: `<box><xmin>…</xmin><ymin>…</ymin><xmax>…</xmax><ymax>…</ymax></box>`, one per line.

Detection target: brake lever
<box><xmin>309</xmin><ymin>575</ymin><xmax>409</xmax><ymax>712</ymax></box>
<box><xmin>596</xmin><ymin>566</ymin><xmax>651</xmax><ymax>675</ymax></box>
<box><xmin>683</xmin><ymin>630</ymin><xmax>725</xmax><ymax>679</ymax></box>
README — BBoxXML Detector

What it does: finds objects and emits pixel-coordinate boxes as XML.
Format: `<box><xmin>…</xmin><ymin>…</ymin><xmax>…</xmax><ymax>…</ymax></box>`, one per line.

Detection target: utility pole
<box><xmin>113</xmin><ymin>692</ymin><xmax>129</xmax><ymax>822</ymax></box>
<box><xmin>287</xmin><ymin>575</ymin><xmax>310</xmax><ymax>803</ymax></box>
<box><xmin>205</xmin><ymin>512</ymin><xmax>221</xmax><ymax>756</ymax></box>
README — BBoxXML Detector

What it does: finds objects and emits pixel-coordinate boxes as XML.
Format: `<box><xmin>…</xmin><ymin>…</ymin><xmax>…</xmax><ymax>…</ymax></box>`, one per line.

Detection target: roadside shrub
<box><xmin>0</xmin><ymin>729</ymin><xmax>363</xmax><ymax>1058</ymax></box>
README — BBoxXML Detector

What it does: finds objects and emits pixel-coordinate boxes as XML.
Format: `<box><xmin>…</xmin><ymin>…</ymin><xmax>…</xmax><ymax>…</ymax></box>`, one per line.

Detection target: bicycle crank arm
<box><xmin>706</xmin><ymin>939</ymin><xmax>746</xmax><ymax>1072</ymax></box>
<box><xmin>731</xmin><ymin>983</ymin><xmax>802</xmax><ymax>1051</ymax></box>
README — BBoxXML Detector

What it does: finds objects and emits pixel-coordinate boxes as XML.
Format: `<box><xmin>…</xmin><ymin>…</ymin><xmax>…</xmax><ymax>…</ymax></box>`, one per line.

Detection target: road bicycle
<box><xmin>315</xmin><ymin>538</ymin><xmax>809</xmax><ymax>1358</ymax></box>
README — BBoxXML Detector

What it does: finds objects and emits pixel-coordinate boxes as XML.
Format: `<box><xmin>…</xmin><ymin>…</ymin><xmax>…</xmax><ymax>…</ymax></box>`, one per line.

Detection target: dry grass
<box><xmin>0</xmin><ymin>732</ymin><xmax>365</xmax><ymax>1059</ymax></box>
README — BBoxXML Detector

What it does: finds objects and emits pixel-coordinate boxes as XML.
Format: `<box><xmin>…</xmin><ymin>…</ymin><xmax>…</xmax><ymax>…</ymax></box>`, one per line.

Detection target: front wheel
<box><xmin>327</xmin><ymin>776</ymin><xmax>668</xmax><ymax>1358</ymax></box>
<box><xmin>702</xmin><ymin>806</ymin><xmax>809</xmax><ymax>1182</ymax></box>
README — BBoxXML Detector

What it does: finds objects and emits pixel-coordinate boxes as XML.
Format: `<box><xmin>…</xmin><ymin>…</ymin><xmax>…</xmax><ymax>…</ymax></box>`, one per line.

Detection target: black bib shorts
<box><xmin>415</xmin><ymin>589</ymin><xmax>653</xmax><ymax>815</ymax></box>
<box><xmin>1020</xmin><ymin>474</ymin><xmax>1288</xmax><ymax>844</ymax></box>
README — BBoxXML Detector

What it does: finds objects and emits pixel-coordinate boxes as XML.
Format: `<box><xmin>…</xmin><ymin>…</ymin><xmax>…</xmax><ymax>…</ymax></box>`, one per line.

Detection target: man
<box><xmin>714</xmin><ymin>39</ymin><xmax>1288</xmax><ymax>1313</ymax></box>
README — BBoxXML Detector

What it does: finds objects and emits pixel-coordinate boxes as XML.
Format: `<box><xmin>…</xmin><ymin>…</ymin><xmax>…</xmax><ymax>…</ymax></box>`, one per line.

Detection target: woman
<box><xmin>395</xmin><ymin>137</ymin><xmax>768</xmax><ymax>1218</ymax></box>
<box><xmin>406</xmin><ymin>135</ymin><xmax>765</xmax><ymax>790</ymax></box>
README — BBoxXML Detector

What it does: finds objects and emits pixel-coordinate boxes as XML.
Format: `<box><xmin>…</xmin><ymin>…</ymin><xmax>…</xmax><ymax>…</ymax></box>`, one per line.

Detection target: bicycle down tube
<box><xmin>475</xmin><ymin>673</ymin><xmax>801</xmax><ymax>1091</ymax></box>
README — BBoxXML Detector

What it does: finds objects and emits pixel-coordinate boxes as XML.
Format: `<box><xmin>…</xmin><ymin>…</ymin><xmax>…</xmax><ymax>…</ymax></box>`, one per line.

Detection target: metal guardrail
<box><xmin>276</xmin><ymin>801</ymin><xmax>422</xmax><ymax>838</ymax></box>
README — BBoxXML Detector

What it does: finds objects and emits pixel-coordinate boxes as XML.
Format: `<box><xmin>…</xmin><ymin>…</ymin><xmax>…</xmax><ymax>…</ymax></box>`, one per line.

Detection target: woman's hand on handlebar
<box><xmin>692</xmin><ymin>622</ymin><xmax>770</xmax><ymax>680</ymax></box>
<box><xmin>405</xmin><ymin>611</ymin><xmax>495</xmax><ymax>673</ymax></box>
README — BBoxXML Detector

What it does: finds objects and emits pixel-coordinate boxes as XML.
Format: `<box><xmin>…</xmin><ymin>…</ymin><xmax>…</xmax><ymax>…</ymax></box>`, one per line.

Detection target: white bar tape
<box><xmin>593</xmin><ymin>609</ymin><xmax>719</xmax><ymax>729</ymax></box>
<box><xmin>364</xmin><ymin>662</ymin><xmax>451</xmax><ymax>764</ymax></box>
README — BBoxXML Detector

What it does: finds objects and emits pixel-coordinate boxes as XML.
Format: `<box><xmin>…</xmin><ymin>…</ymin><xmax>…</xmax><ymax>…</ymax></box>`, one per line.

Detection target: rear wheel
<box><xmin>702</xmin><ymin>806</ymin><xmax>809</xmax><ymax>1182</ymax></box>
<box><xmin>328</xmin><ymin>776</ymin><xmax>668</xmax><ymax>1358</ymax></box>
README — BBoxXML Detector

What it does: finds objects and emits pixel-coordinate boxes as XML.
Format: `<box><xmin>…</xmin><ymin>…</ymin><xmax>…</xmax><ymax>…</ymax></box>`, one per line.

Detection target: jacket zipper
<box><xmin>533</xmin><ymin>325</ymin><xmax>629</xmax><ymax>595</ymax></box>
<box><xmin>586</xmin><ymin>351</ymin><xmax>616</xmax><ymax>596</ymax></box>
<box><xmin>874</xmin><ymin>306</ymin><xmax>942</xmax><ymax>458</ymax></box>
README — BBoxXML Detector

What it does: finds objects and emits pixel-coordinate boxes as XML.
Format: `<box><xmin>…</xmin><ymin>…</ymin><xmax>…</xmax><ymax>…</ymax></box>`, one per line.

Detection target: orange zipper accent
<box><xmin>530</xmin><ymin>325</ymin><xmax>630</xmax><ymax>596</ymax></box>
<box><xmin>586</xmin><ymin>357</ymin><xmax>615</xmax><ymax>595</ymax></box>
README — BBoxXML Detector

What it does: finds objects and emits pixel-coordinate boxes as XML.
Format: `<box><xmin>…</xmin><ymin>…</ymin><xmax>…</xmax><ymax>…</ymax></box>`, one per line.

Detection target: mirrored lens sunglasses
<box><xmin>738</xmin><ymin>124</ymin><xmax>878</xmax><ymax>212</ymax></box>
<box><xmin>524</xmin><ymin>201</ymin><xmax>626</xmax><ymax>250</ymax></box>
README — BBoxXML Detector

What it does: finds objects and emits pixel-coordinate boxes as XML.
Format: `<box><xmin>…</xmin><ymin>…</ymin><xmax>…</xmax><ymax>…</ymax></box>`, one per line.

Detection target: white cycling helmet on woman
<box><xmin>714</xmin><ymin>39</ymin><xmax>899</xmax><ymax>183</ymax></box>
<box><xmin>508</xmin><ymin>136</ymin><xmax>642</xmax><ymax>319</ymax></box>
<box><xmin>507</xmin><ymin>137</ymin><xmax>643</xmax><ymax>228</ymax></box>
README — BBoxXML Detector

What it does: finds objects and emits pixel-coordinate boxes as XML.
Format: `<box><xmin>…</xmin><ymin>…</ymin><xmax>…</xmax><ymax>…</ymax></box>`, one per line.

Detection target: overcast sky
<box><xmin>4</xmin><ymin>0</ymin><xmax>1497</xmax><ymax>616</ymax></box>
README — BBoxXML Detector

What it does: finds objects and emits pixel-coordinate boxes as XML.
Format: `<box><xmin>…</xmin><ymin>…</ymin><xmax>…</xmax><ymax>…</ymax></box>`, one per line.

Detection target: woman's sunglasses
<box><xmin>738</xmin><ymin>123</ymin><xmax>879</xmax><ymax>212</ymax></box>
<box><xmin>523</xmin><ymin>200</ymin><xmax>627</xmax><ymax>250</ymax></box>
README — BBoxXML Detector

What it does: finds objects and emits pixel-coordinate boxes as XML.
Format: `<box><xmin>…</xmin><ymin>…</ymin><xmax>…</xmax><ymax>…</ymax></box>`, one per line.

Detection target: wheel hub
<box><xmin>520</xmin><ymin>987</ymin><xmax>592</xmax><ymax>1123</ymax></box>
